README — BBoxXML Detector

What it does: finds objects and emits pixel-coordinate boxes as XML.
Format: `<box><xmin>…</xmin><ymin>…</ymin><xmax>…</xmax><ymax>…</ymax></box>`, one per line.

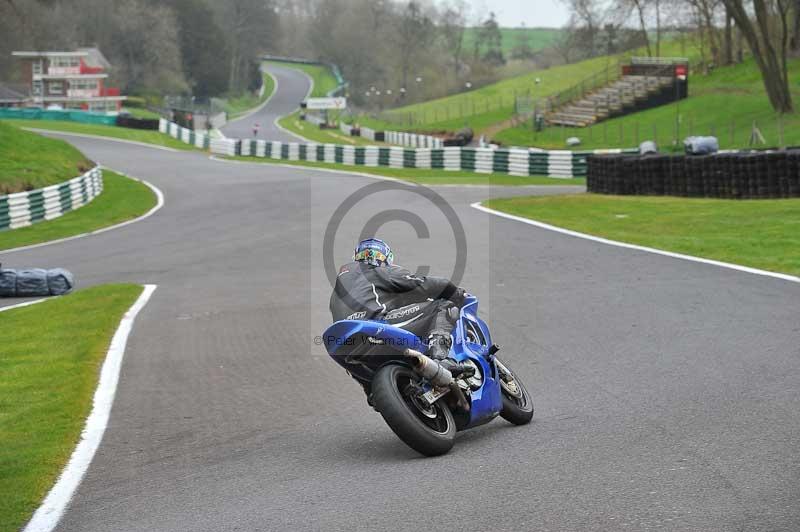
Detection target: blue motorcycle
<box><xmin>322</xmin><ymin>294</ymin><xmax>533</xmax><ymax>456</ymax></box>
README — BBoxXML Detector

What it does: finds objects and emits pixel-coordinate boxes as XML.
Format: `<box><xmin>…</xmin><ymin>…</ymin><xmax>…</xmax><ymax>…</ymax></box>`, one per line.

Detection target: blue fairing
<box><xmin>322</xmin><ymin>295</ymin><xmax>503</xmax><ymax>429</ymax></box>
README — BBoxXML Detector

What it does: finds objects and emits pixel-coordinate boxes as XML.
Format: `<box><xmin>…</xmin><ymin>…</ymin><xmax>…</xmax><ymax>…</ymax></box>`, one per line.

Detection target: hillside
<box><xmin>356</xmin><ymin>38</ymin><xmax>703</xmax><ymax>135</ymax></box>
<box><xmin>0</xmin><ymin>121</ymin><xmax>93</xmax><ymax>194</ymax></box>
<box><xmin>462</xmin><ymin>27</ymin><xmax>562</xmax><ymax>59</ymax></box>
<box><xmin>493</xmin><ymin>57</ymin><xmax>800</xmax><ymax>151</ymax></box>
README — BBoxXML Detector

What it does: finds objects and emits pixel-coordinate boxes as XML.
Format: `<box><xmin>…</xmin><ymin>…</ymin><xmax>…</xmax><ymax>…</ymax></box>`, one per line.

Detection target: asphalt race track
<box><xmin>3</xmin><ymin>64</ymin><xmax>800</xmax><ymax>532</ymax></box>
<box><xmin>220</xmin><ymin>64</ymin><xmax>310</xmax><ymax>142</ymax></box>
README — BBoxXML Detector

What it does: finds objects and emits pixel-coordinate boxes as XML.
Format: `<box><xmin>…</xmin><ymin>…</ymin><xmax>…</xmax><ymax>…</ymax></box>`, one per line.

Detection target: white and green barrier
<box><xmin>211</xmin><ymin>134</ymin><xmax>636</xmax><ymax>178</ymax></box>
<box><xmin>0</xmin><ymin>167</ymin><xmax>103</xmax><ymax>231</ymax></box>
<box><xmin>383</xmin><ymin>130</ymin><xmax>443</xmax><ymax>149</ymax></box>
<box><xmin>159</xmin><ymin>118</ymin><xmax>211</xmax><ymax>149</ymax></box>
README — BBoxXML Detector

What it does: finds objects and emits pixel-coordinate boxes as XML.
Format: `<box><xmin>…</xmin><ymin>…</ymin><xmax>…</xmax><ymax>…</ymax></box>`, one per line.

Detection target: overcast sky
<box><xmin>459</xmin><ymin>0</ymin><xmax>569</xmax><ymax>28</ymax></box>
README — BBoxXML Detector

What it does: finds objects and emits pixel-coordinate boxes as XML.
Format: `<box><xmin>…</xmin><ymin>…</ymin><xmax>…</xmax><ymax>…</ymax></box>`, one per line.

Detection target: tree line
<box><xmin>0</xmin><ymin>0</ymin><xmax>279</xmax><ymax>100</ymax></box>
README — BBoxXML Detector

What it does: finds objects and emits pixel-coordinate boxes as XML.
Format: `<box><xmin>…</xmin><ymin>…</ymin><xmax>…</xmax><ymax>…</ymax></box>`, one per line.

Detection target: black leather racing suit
<box><xmin>329</xmin><ymin>261</ymin><xmax>465</xmax><ymax>342</ymax></box>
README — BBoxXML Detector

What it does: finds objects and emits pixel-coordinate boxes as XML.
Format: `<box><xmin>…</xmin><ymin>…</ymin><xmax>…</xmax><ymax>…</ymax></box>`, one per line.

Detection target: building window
<box><xmin>32</xmin><ymin>80</ymin><xmax>42</xmax><ymax>96</ymax></box>
<box><xmin>49</xmin><ymin>81</ymin><xmax>64</xmax><ymax>95</ymax></box>
<box><xmin>50</xmin><ymin>56</ymin><xmax>80</xmax><ymax>68</ymax></box>
<box><xmin>32</xmin><ymin>60</ymin><xmax>43</xmax><ymax>75</ymax></box>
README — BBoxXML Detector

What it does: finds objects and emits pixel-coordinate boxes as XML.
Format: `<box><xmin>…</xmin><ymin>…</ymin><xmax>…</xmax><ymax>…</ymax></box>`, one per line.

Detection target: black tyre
<box><xmin>371</xmin><ymin>364</ymin><xmax>456</xmax><ymax>456</ymax></box>
<box><xmin>496</xmin><ymin>358</ymin><xmax>534</xmax><ymax>425</ymax></box>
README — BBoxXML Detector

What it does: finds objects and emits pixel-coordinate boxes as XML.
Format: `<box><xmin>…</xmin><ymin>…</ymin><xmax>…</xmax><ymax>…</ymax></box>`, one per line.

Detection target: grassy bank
<box><xmin>226</xmin><ymin>155</ymin><xmax>584</xmax><ymax>186</ymax></box>
<box><xmin>485</xmin><ymin>194</ymin><xmax>800</xmax><ymax>276</ymax></box>
<box><xmin>494</xmin><ymin>57</ymin><xmax>800</xmax><ymax>150</ymax></box>
<box><xmin>0</xmin><ymin>169</ymin><xmax>158</xmax><ymax>251</ymax></box>
<box><xmin>0</xmin><ymin>121</ymin><xmax>93</xmax><ymax>194</ymax></box>
<box><xmin>224</xmin><ymin>72</ymin><xmax>277</xmax><ymax>118</ymax></box>
<box><xmin>356</xmin><ymin>39</ymin><xmax>700</xmax><ymax>134</ymax></box>
<box><xmin>0</xmin><ymin>284</ymin><xmax>144</xmax><ymax>532</ymax></box>
<box><xmin>3</xmin><ymin>119</ymin><xmax>194</xmax><ymax>151</ymax></box>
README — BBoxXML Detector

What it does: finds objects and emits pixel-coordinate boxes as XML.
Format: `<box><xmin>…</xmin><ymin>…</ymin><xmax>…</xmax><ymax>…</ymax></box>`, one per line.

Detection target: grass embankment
<box><xmin>224</xmin><ymin>72</ymin><xmax>277</xmax><ymax>118</ymax></box>
<box><xmin>227</xmin><ymin>155</ymin><xmax>584</xmax><ymax>186</ymax></box>
<box><xmin>3</xmin><ymin>119</ymin><xmax>193</xmax><ymax>151</ymax></box>
<box><xmin>356</xmin><ymin>40</ymin><xmax>699</xmax><ymax>134</ymax></box>
<box><xmin>0</xmin><ymin>169</ymin><xmax>158</xmax><ymax>251</ymax></box>
<box><xmin>0</xmin><ymin>284</ymin><xmax>144</xmax><ymax>532</ymax></box>
<box><xmin>495</xmin><ymin>57</ymin><xmax>800</xmax><ymax>150</ymax></box>
<box><xmin>122</xmin><ymin>107</ymin><xmax>161</xmax><ymax>120</ymax></box>
<box><xmin>485</xmin><ymin>194</ymin><xmax>800</xmax><ymax>276</ymax></box>
<box><xmin>0</xmin><ymin>121</ymin><xmax>93</xmax><ymax>194</ymax></box>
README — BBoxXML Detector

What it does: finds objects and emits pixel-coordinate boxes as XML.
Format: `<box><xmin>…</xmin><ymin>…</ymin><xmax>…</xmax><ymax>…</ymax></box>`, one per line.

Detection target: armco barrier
<box><xmin>587</xmin><ymin>150</ymin><xmax>800</xmax><ymax>198</ymax></box>
<box><xmin>0</xmin><ymin>167</ymin><xmax>103</xmax><ymax>231</ymax></box>
<box><xmin>159</xmin><ymin>118</ymin><xmax>210</xmax><ymax>149</ymax></box>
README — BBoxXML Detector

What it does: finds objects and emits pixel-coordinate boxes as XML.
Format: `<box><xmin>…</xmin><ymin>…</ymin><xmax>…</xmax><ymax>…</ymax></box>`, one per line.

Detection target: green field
<box><xmin>226</xmin><ymin>155</ymin><xmax>584</xmax><ymax>187</ymax></box>
<box><xmin>121</xmin><ymin>107</ymin><xmax>162</xmax><ymax>120</ymax></box>
<box><xmin>0</xmin><ymin>170</ymin><xmax>158</xmax><ymax>251</ymax></box>
<box><xmin>265</xmin><ymin>60</ymin><xmax>340</xmax><ymax>98</ymax></box>
<box><xmin>0</xmin><ymin>121</ymin><xmax>93</xmax><ymax>194</ymax></box>
<box><xmin>0</xmin><ymin>284</ymin><xmax>144</xmax><ymax>532</ymax></box>
<box><xmin>223</xmin><ymin>72</ymin><xmax>277</xmax><ymax>118</ymax></box>
<box><xmin>494</xmin><ymin>57</ymin><xmax>800</xmax><ymax>150</ymax></box>
<box><xmin>462</xmin><ymin>27</ymin><xmax>562</xmax><ymax>59</ymax></box>
<box><xmin>485</xmin><ymin>194</ymin><xmax>800</xmax><ymax>276</ymax></box>
<box><xmin>3</xmin><ymin>119</ymin><xmax>194</xmax><ymax>151</ymax></box>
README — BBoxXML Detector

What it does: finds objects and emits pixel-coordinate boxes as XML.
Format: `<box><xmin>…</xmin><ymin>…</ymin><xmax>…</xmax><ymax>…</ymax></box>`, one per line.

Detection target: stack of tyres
<box><xmin>621</xmin><ymin>156</ymin><xmax>638</xmax><ymax>195</ymax></box>
<box><xmin>772</xmin><ymin>151</ymin><xmax>788</xmax><ymax>198</ymax></box>
<box><xmin>789</xmin><ymin>150</ymin><xmax>800</xmax><ymax>197</ymax></box>
<box><xmin>670</xmin><ymin>155</ymin><xmax>687</xmax><ymax>197</ymax></box>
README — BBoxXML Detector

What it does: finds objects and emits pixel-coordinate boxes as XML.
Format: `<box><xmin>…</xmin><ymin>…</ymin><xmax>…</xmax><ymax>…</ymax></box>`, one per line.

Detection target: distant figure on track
<box><xmin>253</xmin><ymin>123</ymin><xmax>260</xmax><ymax>138</ymax></box>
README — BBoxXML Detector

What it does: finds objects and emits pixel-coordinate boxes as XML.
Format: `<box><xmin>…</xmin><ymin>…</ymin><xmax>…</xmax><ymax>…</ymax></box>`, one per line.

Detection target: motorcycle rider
<box><xmin>329</xmin><ymin>238</ymin><xmax>473</xmax><ymax>377</ymax></box>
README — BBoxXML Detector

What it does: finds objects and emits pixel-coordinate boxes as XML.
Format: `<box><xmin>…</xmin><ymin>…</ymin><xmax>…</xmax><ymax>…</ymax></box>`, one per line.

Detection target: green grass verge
<box><xmin>0</xmin><ymin>284</ymin><xmax>144</xmax><ymax>532</ymax></box>
<box><xmin>226</xmin><ymin>155</ymin><xmax>584</xmax><ymax>186</ymax></box>
<box><xmin>0</xmin><ymin>121</ymin><xmax>93</xmax><ymax>194</ymax></box>
<box><xmin>494</xmin><ymin>57</ymin><xmax>800</xmax><ymax>151</ymax></box>
<box><xmin>2</xmin><ymin>119</ymin><xmax>194</xmax><ymax>151</ymax></box>
<box><xmin>485</xmin><ymin>194</ymin><xmax>800</xmax><ymax>276</ymax></box>
<box><xmin>277</xmin><ymin>111</ymin><xmax>386</xmax><ymax>146</ymax></box>
<box><xmin>224</xmin><ymin>73</ymin><xmax>277</xmax><ymax>119</ymax></box>
<box><xmin>0</xmin><ymin>170</ymin><xmax>157</xmax><ymax>251</ymax></box>
<box><xmin>265</xmin><ymin>60</ymin><xmax>339</xmax><ymax>97</ymax></box>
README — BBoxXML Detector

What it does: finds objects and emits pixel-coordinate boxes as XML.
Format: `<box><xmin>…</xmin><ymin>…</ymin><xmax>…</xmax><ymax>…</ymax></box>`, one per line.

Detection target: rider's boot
<box><xmin>427</xmin><ymin>333</ymin><xmax>475</xmax><ymax>378</ymax></box>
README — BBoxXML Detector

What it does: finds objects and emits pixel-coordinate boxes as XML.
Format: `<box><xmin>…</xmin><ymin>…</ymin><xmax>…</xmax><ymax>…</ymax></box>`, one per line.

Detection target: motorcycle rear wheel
<box><xmin>372</xmin><ymin>364</ymin><xmax>456</xmax><ymax>456</ymax></box>
<box><xmin>496</xmin><ymin>358</ymin><xmax>534</xmax><ymax>425</ymax></box>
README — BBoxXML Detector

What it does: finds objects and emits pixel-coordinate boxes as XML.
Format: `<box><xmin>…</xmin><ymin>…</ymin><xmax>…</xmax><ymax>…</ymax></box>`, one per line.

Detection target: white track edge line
<box><xmin>470</xmin><ymin>202</ymin><xmax>800</xmax><ymax>284</ymax></box>
<box><xmin>22</xmin><ymin>128</ymin><xmax>181</xmax><ymax>152</ymax></box>
<box><xmin>22</xmin><ymin>284</ymin><xmax>157</xmax><ymax>532</ymax></box>
<box><xmin>0</xmin><ymin>297</ymin><xmax>49</xmax><ymax>313</ymax></box>
<box><xmin>0</xmin><ymin>170</ymin><xmax>165</xmax><ymax>255</ymax></box>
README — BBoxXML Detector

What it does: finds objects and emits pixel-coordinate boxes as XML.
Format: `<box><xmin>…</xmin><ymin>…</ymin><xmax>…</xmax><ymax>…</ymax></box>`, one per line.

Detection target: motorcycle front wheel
<box><xmin>496</xmin><ymin>357</ymin><xmax>534</xmax><ymax>425</ymax></box>
<box><xmin>371</xmin><ymin>364</ymin><xmax>456</xmax><ymax>456</ymax></box>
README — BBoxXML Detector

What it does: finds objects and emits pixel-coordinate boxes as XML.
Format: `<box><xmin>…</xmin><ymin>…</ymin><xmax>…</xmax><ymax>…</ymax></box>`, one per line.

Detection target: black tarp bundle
<box><xmin>0</xmin><ymin>266</ymin><xmax>74</xmax><ymax>297</ymax></box>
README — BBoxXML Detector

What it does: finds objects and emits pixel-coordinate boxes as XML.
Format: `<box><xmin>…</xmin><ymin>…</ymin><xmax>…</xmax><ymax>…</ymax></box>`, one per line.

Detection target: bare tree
<box><xmin>722</xmin><ymin>0</ymin><xmax>794</xmax><ymax>112</ymax></box>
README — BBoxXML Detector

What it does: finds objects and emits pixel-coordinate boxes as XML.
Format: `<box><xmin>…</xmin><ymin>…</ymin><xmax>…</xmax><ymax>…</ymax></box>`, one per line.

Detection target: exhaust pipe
<box><xmin>403</xmin><ymin>349</ymin><xmax>470</xmax><ymax>412</ymax></box>
<box><xmin>403</xmin><ymin>348</ymin><xmax>453</xmax><ymax>387</ymax></box>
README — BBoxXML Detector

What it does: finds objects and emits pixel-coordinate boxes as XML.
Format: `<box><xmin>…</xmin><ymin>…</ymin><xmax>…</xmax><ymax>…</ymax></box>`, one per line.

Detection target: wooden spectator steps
<box><xmin>547</xmin><ymin>75</ymin><xmax>674</xmax><ymax>128</ymax></box>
